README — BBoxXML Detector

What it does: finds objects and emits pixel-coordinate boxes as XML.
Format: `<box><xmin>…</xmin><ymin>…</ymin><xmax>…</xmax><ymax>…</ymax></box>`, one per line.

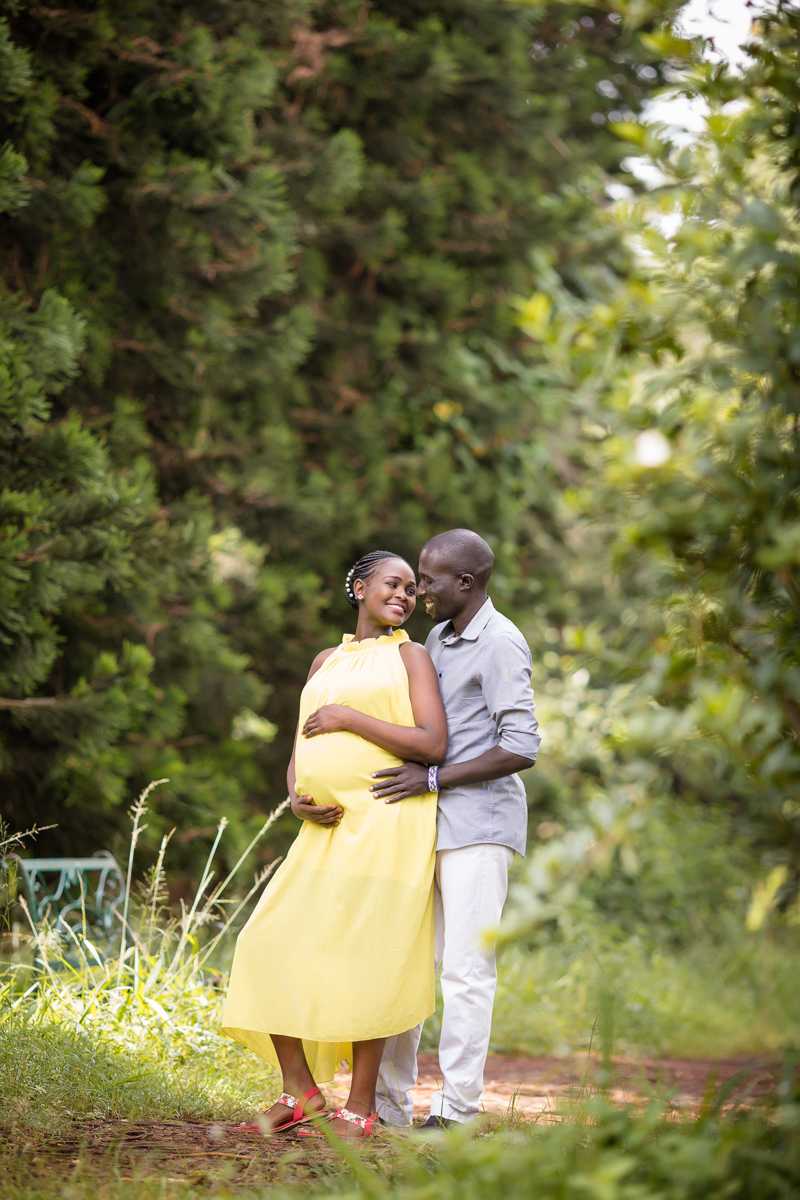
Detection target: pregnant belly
<box><xmin>294</xmin><ymin>730</ymin><xmax>402</xmax><ymax>809</ymax></box>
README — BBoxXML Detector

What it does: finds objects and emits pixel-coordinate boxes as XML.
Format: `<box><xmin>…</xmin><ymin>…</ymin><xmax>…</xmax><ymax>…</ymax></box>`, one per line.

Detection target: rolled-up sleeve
<box><xmin>481</xmin><ymin>632</ymin><xmax>541</xmax><ymax>761</ymax></box>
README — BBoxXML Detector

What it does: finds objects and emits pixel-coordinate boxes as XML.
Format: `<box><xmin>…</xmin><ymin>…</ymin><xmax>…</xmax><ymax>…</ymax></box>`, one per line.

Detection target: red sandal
<box><xmin>297</xmin><ymin>1105</ymin><xmax>379</xmax><ymax>1139</ymax></box>
<box><xmin>238</xmin><ymin>1085</ymin><xmax>327</xmax><ymax>1133</ymax></box>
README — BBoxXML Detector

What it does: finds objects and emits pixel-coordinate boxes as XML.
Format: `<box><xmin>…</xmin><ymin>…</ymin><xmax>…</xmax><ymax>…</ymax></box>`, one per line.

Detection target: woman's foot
<box><xmin>298</xmin><ymin>1098</ymin><xmax>379</xmax><ymax>1140</ymax></box>
<box><xmin>240</xmin><ymin>1085</ymin><xmax>326</xmax><ymax>1131</ymax></box>
<box><xmin>326</xmin><ymin>1099</ymin><xmax>377</xmax><ymax>1138</ymax></box>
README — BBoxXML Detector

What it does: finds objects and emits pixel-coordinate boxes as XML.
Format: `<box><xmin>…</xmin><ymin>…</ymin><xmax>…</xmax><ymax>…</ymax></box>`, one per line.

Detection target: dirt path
<box><xmin>413</xmin><ymin>1051</ymin><xmax>783</xmax><ymax>1120</ymax></box>
<box><xmin>329</xmin><ymin>1051</ymin><xmax>784</xmax><ymax>1122</ymax></box>
<box><xmin>11</xmin><ymin>1053</ymin><xmax>784</xmax><ymax>1189</ymax></box>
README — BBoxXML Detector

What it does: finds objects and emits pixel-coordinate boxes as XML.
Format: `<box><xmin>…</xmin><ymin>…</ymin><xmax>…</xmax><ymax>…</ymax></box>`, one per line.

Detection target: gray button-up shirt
<box><xmin>425</xmin><ymin>597</ymin><xmax>540</xmax><ymax>858</ymax></box>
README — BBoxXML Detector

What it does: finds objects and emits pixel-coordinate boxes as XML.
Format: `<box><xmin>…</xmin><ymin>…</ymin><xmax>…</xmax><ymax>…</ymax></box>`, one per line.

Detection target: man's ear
<box><xmin>459</xmin><ymin>572</ymin><xmax>475</xmax><ymax>592</ymax></box>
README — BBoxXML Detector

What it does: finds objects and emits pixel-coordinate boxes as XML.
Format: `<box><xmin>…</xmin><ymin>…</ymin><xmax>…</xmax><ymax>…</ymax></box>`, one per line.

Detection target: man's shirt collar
<box><xmin>438</xmin><ymin>597</ymin><xmax>495</xmax><ymax>644</ymax></box>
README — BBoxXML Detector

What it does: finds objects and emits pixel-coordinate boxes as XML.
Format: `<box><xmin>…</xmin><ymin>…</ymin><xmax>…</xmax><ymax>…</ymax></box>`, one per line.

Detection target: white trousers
<box><xmin>376</xmin><ymin>842</ymin><xmax>514</xmax><ymax>1125</ymax></box>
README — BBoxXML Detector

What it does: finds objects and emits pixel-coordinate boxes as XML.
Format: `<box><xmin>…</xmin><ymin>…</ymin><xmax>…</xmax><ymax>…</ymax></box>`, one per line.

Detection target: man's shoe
<box><xmin>417</xmin><ymin>1115</ymin><xmax>456</xmax><ymax>1132</ymax></box>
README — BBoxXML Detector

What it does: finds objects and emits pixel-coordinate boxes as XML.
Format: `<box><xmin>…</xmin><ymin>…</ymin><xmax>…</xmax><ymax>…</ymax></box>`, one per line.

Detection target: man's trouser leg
<box><xmin>377</xmin><ymin>843</ymin><xmax>513</xmax><ymax>1125</ymax></box>
<box><xmin>376</xmin><ymin>872</ymin><xmax>445</xmax><ymax>1125</ymax></box>
<box><xmin>375</xmin><ymin>1027</ymin><xmax>422</xmax><ymax>1126</ymax></box>
<box><xmin>428</xmin><ymin>843</ymin><xmax>514</xmax><ymax>1124</ymax></box>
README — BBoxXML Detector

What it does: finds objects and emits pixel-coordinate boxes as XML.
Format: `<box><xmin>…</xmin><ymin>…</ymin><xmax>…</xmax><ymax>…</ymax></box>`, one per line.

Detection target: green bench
<box><xmin>3</xmin><ymin>851</ymin><xmax>126</xmax><ymax>942</ymax></box>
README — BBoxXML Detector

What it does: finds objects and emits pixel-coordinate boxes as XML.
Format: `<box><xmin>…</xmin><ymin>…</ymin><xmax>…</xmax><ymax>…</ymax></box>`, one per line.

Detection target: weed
<box><xmin>0</xmin><ymin>786</ymin><xmax>290</xmax><ymax>1136</ymax></box>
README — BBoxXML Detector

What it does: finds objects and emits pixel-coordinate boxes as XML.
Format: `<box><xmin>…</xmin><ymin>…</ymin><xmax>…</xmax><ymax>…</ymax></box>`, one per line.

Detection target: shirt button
<box><xmin>439</xmin><ymin>672</ymin><xmax>442</xmax><ymax>677</ymax></box>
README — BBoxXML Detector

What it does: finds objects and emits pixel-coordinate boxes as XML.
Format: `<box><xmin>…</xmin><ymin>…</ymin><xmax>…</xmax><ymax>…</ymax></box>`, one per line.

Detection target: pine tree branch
<box><xmin>0</xmin><ymin>524</ymin><xmax>53</xmax><ymax>544</ymax></box>
<box><xmin>0</xmin><ymin>680</ymin><xmax>116</xmax><ymax>709</ymax></box>
<box><xmin>124</xmin><ymin>734</ymin><xmax>207</xmax><ymax>748</ymax></box>
<box><xmin>14</xmin><ymin>536</ymin><xmax>63</xmax><ymax>561</ymax></box>
<box><xmin>57</xmin><ymin>96</ymin><xmax>110</xmax><ymax>136</ymax></box>
<box><xmin>286</xmin><ymin>23</ymin><xmax>360</xmax><ymax>86</ymax></box>
<box><xmin>0</xmin><ymin>695</ymin><xmax>74</xmax><ymax>709</ymax></box>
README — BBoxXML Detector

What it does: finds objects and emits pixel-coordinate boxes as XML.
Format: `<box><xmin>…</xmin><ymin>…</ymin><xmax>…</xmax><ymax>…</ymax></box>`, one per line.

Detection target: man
<box><xmin>371</xmin><ymin>528</ymin><xmax>540</xmax><ymax>1129</ymax></box>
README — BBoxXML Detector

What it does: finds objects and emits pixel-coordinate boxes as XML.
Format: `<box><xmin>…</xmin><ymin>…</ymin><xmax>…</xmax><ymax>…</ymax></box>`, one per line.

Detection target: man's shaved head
<box><xmin>422</xmin><ymin>528</ymin><xmax>494</xmax><ymax>588</ymax></box>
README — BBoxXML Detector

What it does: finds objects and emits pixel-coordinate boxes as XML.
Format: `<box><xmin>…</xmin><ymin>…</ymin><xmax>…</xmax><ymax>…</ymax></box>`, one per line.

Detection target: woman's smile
<box><xmin>350</xmin><ymin>557</ymin><xmax>416</xmax><ymax>637</ymax></box>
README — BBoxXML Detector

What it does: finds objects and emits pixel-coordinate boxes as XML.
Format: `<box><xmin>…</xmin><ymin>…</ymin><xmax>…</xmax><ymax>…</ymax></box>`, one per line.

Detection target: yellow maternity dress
<box><xmin>221</xmin><ymin>629</ymin><xmax>437</xmax><ymax>1082</ymax></box>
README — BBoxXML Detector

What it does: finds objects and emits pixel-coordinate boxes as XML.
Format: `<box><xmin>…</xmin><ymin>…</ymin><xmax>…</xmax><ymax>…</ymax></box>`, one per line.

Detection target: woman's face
<box><xmin>354</xmin><ymin>557</ymin><xmax>417</xmax><ymax>626</ymax></box>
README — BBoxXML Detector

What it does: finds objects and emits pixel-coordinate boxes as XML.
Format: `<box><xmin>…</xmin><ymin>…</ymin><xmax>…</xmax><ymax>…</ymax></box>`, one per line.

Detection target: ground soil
<box><xmin>5</xmin><ymin>1053</ymin><xmax>787</xmax><ymax>1190</ymax></box>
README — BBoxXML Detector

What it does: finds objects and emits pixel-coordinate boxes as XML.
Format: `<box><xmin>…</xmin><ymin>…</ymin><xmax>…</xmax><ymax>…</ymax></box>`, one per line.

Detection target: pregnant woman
<box><xmin>222</xmin><ymin>550</ymin><xmax>446</xmax><ymax>1138</ymax></box>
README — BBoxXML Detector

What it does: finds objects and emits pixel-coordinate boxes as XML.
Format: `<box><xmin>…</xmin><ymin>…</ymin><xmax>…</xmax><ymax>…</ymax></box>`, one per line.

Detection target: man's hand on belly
<box><xmin>370</xmin><ymin>762</ymin><xmax>429</xmax><ymax>802</ymax></box>
<box><xmin>371</xmin><ymin>746</ymin><xmax>536</xmax><ymax>802</ymax></box>
<box><xmin>291</xmin><ymin>793</ymin><xmax>343</xmax><ymax>826</ymax></box>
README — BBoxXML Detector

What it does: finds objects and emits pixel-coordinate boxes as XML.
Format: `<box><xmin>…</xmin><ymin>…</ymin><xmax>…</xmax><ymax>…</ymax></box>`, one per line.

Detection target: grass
<box><xmin>1</xmin><ymin>1092</ymin><xmax>799</xmax><ymax>1200</ymax></box>
<box><xmin>488</xmin><ymin>926</ymin><xmax>800</xmax><ymax>1059</ymax></box>
<box><xmin>0</xmin><ymin>1003</ymin><xmax>278</xmax><ymax>1136</ymax></box>
<box><xmin>1</xmin><ymin>784</ymin><xmax>284</xmax><ymax>1137</ymax></box>
<box><xmin>3</xmin><ymin>786</ymin><xmax>800</xmax><ymax>1198</ymax></box>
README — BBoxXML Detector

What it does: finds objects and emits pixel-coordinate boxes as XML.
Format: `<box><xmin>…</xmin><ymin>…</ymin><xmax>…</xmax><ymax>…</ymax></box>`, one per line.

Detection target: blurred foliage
<box><xmin>483</xmin><ymin>796</ymin><xmax>800</xmax><ymax>1058</ymax></box>
<box><xmin>280</xmin><ymin>1099</ymin><xmax>800</xmax><ymax>1200</ymax></box>
<box><xmin>505</xmin><ymin>1</ymin><xmax>800</xmax><ymax>952</ymax></box>
<box><xmin>0</xmin><ymin>0</ymin><xmax>679</xmax><ymax>868</ymax></box>
<box><xmin>491</xmin><ymin>930</ymin><xmax>800</xmax><ymax>1057</ymax></box>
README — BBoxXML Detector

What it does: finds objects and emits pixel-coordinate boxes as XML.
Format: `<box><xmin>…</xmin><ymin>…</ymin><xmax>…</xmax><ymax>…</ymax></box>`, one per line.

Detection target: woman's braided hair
<box><xmin>343</xmin><ymin>550</ymin><xmax>408</xmax><ymax>610</ymax></box>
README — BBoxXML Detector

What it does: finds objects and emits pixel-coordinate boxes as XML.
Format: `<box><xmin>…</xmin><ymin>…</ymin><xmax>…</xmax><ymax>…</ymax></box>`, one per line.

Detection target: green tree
<box><xmin>0</xmin><ymin>281</ymin><xmax>269</xmax><ymax>870</ymax></box>
<box><xmin>0</xmin><ymin>0</ymin><xmax>676</xmax><ymax>860</ymax></box>
<box><xmin>0</xmin><ymin>20</ymin><xmax>269</xmax><ymax>865</ymax></box>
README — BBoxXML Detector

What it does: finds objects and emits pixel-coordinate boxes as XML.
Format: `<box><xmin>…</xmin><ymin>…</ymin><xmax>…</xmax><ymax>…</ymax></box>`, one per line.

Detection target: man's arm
<box><xmin>371</xmin><ymin>628</ymin><xmax>540</xmax><ymax>802</ymax></box>
<box><xmin>370</xmin><ymin>747</ymin><xmax>534</xmax><ymax>802</ymax></box>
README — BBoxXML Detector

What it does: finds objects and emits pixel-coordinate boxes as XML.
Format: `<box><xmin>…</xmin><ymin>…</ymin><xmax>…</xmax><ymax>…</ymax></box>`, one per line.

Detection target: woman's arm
<box><xmin>288</xmin><ymin>648</ymin><xmax>343</xmax><ymax>827</ymax></box>
<box><xmin>301</xmin><ymin>642</ymin><xmax>448</xmax><ymax>764</ymax></box>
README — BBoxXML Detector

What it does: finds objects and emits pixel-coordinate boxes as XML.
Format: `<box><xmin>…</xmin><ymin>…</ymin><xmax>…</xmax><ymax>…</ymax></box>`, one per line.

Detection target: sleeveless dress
<box><xmin>221</xmin><ymin>629</ymin><xmax>438</xmax><ymax>1082</ymax></box>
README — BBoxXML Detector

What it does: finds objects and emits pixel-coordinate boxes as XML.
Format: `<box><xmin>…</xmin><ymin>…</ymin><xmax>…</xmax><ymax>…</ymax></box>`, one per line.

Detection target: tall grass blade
<box><xmin>117</xmin><ymin>780</ymin><xmax>167</xmax><ymax>987</ymax></box>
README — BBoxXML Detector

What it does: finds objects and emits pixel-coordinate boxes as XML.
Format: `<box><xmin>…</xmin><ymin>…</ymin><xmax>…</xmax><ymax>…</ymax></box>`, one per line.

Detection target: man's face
<box><xmin>417</xmin><ymin>547</ymin><xmax>467</xmax><ymax>623</ymax></box>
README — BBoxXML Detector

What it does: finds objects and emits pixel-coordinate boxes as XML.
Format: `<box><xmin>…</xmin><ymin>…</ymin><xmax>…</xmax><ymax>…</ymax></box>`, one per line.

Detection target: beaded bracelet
<box><xmin>427</xmin><ymin>765</ymin><xmax>439</xmax><ymax>793</ymax></box>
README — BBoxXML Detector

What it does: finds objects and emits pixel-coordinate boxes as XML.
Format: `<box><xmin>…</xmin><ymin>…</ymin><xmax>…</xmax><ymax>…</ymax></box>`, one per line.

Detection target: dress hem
<box><xmin>221</xmin><ymin>1009</ymin><xmax>434</xmax><ymax>1047</ymax></box>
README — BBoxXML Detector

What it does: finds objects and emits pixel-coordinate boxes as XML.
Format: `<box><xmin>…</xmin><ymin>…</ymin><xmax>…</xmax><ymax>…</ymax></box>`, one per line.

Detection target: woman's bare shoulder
<box><xmin>307</xmin><ymin>647</ymin><xmax>337</xmax><ymax>679</ymax></box>
<box><xmin>398</xmin><ymin>640</ymin><xmax>434</xmax><ymax>670</ymax></box>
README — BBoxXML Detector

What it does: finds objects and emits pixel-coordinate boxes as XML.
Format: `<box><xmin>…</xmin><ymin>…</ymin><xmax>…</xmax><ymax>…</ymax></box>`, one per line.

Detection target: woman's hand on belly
<box><xmin>302</xmin><ymin>704</ymin><xmax>352</xmax><ymax>738</ymax></box>
<box><xmin>291</xmin><ymin>793</ymin><xmax>343</xmax><ymax>827</ymax></box>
